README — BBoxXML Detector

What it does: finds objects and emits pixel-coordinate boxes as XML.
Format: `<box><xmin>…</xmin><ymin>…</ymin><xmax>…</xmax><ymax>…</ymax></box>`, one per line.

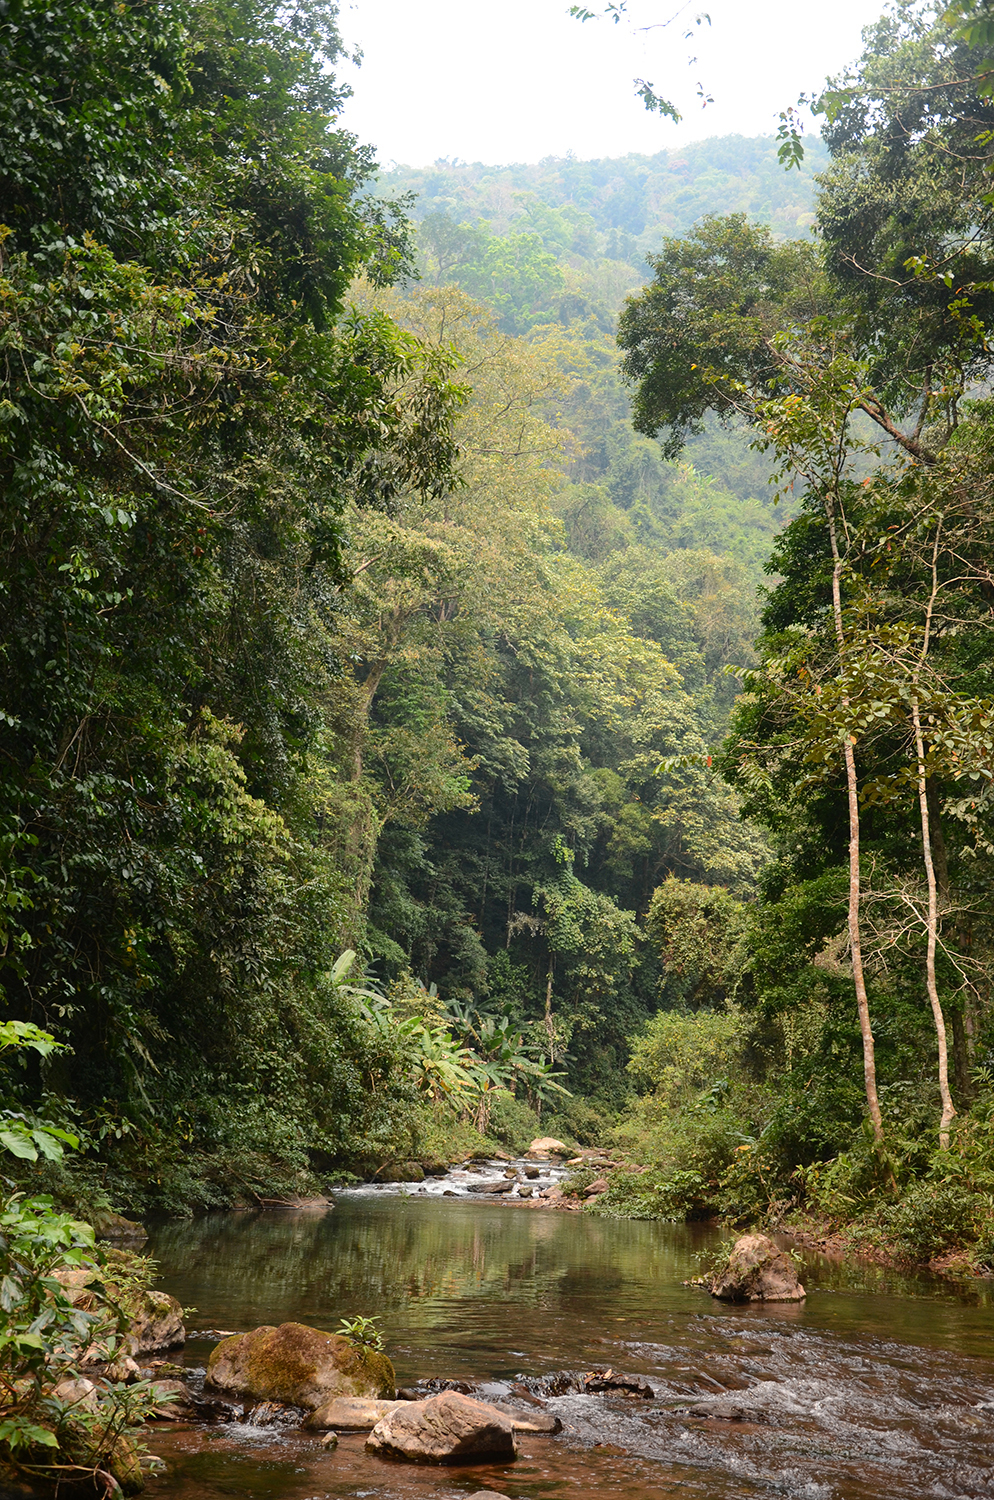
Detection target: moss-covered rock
<box><xmin>206</xmin><ymin>1322</ymin><xmax>395</xmax><ymax>1410</ymax></box>
<box><xmin>93</xmin><ymin>1210</ymin><xmax>148</xmax><ymax>1244</ymax></box>
<box><xmin>127</xmin><ymin>1287</ymin><xmax>185</xmax><ymax>1352</ymax></box>
<box><xmin>378</xmin><ymin>1162</ymin><xmax>424</xmax><ymax>1183</ymax></box>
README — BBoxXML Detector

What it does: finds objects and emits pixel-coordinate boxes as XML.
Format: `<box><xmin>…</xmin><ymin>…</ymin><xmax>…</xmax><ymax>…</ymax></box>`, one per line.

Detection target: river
<box><xmin>144</xmin><ymin>1187</ymin><xmax>994</xmax><ymax>1500</ymax></box>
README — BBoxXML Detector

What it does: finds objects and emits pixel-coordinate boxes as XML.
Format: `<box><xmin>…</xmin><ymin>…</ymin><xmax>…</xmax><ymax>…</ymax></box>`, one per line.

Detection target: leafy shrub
<box><xmin>797</xmin><ymin>1136</ymin><xmax>888</xmax><ymax>1218</ymax></box>
<box><xmin>878</xmin><ymin>1180</ymin><xmax>988</xmax><ymax>1261</ymax></box>
<box><xmin>0</xmin><ymin>1023</ymin><xmax>169</xmax><ymax>1487</ymax></box>
<box><xmin>717</xmin><ymin>1142</ymin><xmax>794</xmax><ymax>1224</ymax></box>
<box><xmin>336</xmin><ymin>1315</ymin><xmax>385</xmax><ymax>1352</ymax></box>
<box><xmin>0</xmin><ymin>1191</ymin><xmax>161</xmax><ymax>1489</ymax></box>
<box><xmin>592</xmin><ymin>1165</ymin><xmax>709</xmax><ymax>1220</ymax></box>
<box><xmin>561</xmin><ymin>1166</ymin><xmax>598</xmax><ymax>1198</ymax></box>
<box><xmin>485</xmin><ymin>1092</ymin><xmax>541</xmax><ymax>1153</ymax></box>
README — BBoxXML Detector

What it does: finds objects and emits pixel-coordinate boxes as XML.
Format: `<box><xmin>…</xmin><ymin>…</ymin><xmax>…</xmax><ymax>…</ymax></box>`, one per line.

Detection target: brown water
<box><xmin>144</xmin><ymin>1193</ymin><xmax>994</xmax><ymax>1500</ymax></box>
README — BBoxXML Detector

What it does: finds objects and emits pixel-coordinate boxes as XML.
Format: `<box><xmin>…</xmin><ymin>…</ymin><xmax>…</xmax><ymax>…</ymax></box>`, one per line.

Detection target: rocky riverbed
<box><xmin>132</xmin><ymin>1191</ymin><xmax>994</xmax><ymax>1500</ymax></box>
<box><xmin>340</xmin><ymin>1142</ymin><xmax>618</xmax><ymax>1208</ymax></box>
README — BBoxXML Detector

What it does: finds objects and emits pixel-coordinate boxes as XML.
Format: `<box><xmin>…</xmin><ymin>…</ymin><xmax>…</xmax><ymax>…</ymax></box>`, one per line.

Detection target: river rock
<box><xmin>517</xmin><ymin>1184</ymin><xmax>533</xmax><ymax>1199</ymax></box>
<box><xmin>467</xmin><ymin>1178</ymin><xmax>513</xmax><ymax>1194</ymax></box>
<box><xmin>583</xmin><ymin>1370</ymin><xmax>653</xmax><ymax>1397</ymax></box>
<box><xmin>105</xmin><ymin>1353</ymin><xmax>142</xmax><ymax>1382</ymax></box>
<box><xmin>304</xmin><ymin>1396</ymin><xmax>409</xmax><ymax>1430</ymax></box>
<box><xmin>490</xmin><ymin>1400</ymin><xmax>562</xmax><ymax>1433</ymax></box>
<box><xmin>52</xmin><ymin>1377</ymin><xmax>100</xmax><ymax>1416</ymax></box>
<box><xmin>365</xmin><ymin>1390</ymin><xmax>517</xmax><ymax>1463</ymax></box>
<box><xmin>583</xmin><ymin>1177</ymin><xmax>609</xmax><ymax>1197</ymax></box>
<box><xmin>147</xmin><ymin>1378</ymin><xmax>197</xmax><ymax>1419</ymax></box>
<box><xmin>244</xmin><ymin>1399</ymin><xmax>306</xmax><ymax>1426</ymax></box>
<box><xmin>57</xmin><ymin>1261</ymin><xmax>186</xmax><ymax>1359</ymax></box>
<box><xmin>378</xmin><ymin>1162</ymin><xmax>425</xmax><ymax>1183</ymax></box>
<box><xmin>94</xmin><ymin>1211</ymin><xmax>149</xmax><ymax>1245</ymax></box>
<box><xmin>130</xmin><ymin>1287</ymin><xmax>186</xmax><ymax>1352</ymax></box>
<box><xmin>527</xmin><ymin>1136</ymin><xmax>568</xmax><ymax>1156</ymax></box>
<box><xmin>710</xmin><ymin>1233</ymin><xmax>806</xmax><ymax>1303</ymax></box>
<box><xmin>206</xmin><ymin>1322</ymin><xmax>395</xmax><ymax>1409</ymax></box>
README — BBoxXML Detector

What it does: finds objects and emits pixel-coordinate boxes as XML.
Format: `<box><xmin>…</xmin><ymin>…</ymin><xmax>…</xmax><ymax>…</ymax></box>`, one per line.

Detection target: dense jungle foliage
<box><xmin>2</xmin><ymin>0</ymin><xmax>994</xmax><ymax>1274</ymax></box>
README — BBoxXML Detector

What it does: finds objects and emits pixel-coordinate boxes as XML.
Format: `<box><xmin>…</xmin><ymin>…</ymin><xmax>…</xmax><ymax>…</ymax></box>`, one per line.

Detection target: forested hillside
<box><xmin>348</xmin><ymin>136</ymin><xmax>821</xmax><ymax>1104</ymax></box>
<box><xmin>2</xmin><ymin>0</ymin><xmax>994</xmax><ymax>1280</ymax></box>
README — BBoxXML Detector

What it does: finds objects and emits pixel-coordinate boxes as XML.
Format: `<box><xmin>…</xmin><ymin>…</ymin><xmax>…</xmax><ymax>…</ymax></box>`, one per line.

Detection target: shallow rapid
<box><xmin>144</xmin><ymin>1190</ymin><xmax>994</xmax><ymax>1500</ymax></box>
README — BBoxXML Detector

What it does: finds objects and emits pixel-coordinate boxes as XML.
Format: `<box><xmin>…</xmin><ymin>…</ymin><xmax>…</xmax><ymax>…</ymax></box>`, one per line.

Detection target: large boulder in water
<box><xmin>206</xmin><ymin>1322</ymin><xmax>395</xmax><ymax>1409</ymax></box>
<box><xmin>710</xmin><ymin>1233</ymin><xmax>806</xmax><ymax>1303</ymax></box>
<box><xmin>365</xmin><ymin>1390</ymin><xmax>517</xmax><ymax>1463</ymax></box>
<box><xmin>129</xmin><ymin>1287</ymin><xmax>186</xmax><ymax>1352</ymax></box>
<box><xmin>526</xmin><ymin>1137</ymin><xmax>568</xmax><ymax>1157</ymax></box>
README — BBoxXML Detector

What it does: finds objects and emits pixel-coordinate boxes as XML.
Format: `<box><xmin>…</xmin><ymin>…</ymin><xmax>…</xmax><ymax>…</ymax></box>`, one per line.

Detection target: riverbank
<box><xmin>49</xmin><ymin>1129</ymin><xmax>994</xmax><ymax>1288</ymax></box>
<box><xmin>780</xmin><ymin>1213</ymin><xmax>994</xmax><ymax>1281</ymax></box>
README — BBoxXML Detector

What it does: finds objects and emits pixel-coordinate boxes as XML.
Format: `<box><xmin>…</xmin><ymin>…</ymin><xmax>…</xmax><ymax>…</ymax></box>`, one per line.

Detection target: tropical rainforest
<box><xmin>1</xmin><ymin>0</ymin><xmax>994</xmax><ymax>1275</ymax></box>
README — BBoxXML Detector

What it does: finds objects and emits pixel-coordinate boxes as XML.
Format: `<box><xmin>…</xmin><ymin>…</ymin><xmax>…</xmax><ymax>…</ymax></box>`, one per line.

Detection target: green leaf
<box><xmin>0</xmin><ymin>1129</ymin><xmax>38</xmax><ymax>1161</ymax></box>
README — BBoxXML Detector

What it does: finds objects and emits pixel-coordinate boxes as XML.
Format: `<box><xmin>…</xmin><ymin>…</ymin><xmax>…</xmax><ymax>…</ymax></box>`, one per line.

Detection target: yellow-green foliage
<box><xmin>627</xmin><ymin>1008</ymin><xmax>747</xmax><ymax>1111</ymax></box>
<box><xmin>646</xmin><ymin>879</ymin><xmax>749</xmax><ymax>1009</ymax></box>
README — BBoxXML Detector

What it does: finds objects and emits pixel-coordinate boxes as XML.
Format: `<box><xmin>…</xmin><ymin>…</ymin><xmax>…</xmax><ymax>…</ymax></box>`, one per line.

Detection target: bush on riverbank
<box><xmin>594</xmin><ymin>1056</ymin><xmax>994</xmax><ymax>1271</ymax></box>
<box><xmin>582</xmin><ymin>959</ymin><xmax>994</xmax><ymax>1271</ymax></box>
<box><xmin>0</xmin><ymin>1027</ymin><xmax>168</xmax><ymax>1494</ymax></box>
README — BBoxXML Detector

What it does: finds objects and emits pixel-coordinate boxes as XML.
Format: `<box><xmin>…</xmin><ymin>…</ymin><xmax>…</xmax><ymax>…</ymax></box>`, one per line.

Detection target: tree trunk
<box><xmin>927</xmin><ymin>748</ymin><xmax>973</xmax><ymax>1101</ymax></box>
<box><xmin>911</xmin><ymin>698</ymin><xmax>956</xmax><ymax>1148</ymax></box>
<box><xmin>824</xmin><ymin>496</ymin><xmax>885</xmax><ymax>1144</ymax></box>
<box><xmin>950</xmin><ymin>1006</ymin><xmax>972</xmax><ymax>1104</ymax></box>
<box><xmin>911</xmin><ymin>525</ymin><xmax>957</xmax><ymax>1144</ymax></box>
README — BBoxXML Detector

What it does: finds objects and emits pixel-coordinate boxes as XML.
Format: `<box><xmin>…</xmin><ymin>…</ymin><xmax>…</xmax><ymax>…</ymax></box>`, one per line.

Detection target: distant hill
<box><xmin>377</xmin><ymin>134</ymin><xmax>828</xmax><ymax>273</ymax></box>
<box><xmin>368</xmin><ymin>136</ymin><xmax>826</xmax><ymax>629</ymax></box>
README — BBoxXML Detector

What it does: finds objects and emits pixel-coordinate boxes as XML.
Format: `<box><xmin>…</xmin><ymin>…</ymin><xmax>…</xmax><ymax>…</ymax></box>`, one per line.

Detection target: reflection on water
<box><xmin>144</xmin><ymin>1197</ymin><xmax>994</xmax><ymax>1500</ymax></box>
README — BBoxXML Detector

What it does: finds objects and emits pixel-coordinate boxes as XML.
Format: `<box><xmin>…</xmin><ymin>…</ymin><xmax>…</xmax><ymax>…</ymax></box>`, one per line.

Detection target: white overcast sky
<box><xmin>336</xmin><ymin>0</ymin><xmax>896</xmax><ymax>167</ymax></box>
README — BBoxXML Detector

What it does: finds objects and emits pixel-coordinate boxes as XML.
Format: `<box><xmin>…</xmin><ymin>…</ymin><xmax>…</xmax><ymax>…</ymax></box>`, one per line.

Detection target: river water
<box><xmin>144</xmin><ymin>1184</ymin><xmax>994</xmax><ymax>1500</ymax></box>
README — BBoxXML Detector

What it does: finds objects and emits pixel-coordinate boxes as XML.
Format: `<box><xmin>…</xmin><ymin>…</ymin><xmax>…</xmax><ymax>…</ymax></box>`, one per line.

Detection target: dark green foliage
<box><xmin>0</xmin><ymin>0</ymin><xmax>463</xmax><ymax>1201</ymax></box>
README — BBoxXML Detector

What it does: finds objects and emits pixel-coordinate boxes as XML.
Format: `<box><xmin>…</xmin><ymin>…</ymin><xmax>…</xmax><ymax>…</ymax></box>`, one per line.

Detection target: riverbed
<box><xmin>145</xmin><ymin>1190</ymin><xmax>994</xmax><ymax>1499</ymax></box>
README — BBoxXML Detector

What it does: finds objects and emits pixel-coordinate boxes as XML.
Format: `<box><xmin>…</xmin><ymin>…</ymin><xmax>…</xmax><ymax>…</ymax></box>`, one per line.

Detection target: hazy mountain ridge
<box><xmin>376</xmin><ymin>133</ymin><xmax>829</xmax><ymax>270</ymax></box>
